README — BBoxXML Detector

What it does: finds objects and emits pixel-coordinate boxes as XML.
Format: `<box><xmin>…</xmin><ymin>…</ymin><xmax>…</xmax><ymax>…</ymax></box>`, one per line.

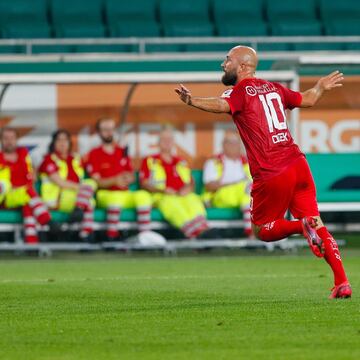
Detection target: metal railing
<box><xmin>0</xmin><ymin>36</ymin><xmax>358</xmax><ymax>55</ymax></box>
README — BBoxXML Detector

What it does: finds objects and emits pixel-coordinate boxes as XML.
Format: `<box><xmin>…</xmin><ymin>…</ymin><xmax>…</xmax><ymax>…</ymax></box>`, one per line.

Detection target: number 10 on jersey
<box><xmin>259</xmin><ymin>92</ymin><xmax>289</xmax><ymax>144</ymax></box>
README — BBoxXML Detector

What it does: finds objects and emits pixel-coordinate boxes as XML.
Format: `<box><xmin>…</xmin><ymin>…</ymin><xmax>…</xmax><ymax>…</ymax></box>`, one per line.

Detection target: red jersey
<box><xmin>222</xmin><ymin>78</ymin><xmax>303</xmax><ymax>180</ymax></box>
<box><xmin>85</xmin><ymin>145</ymin><xmax>133</xmax><ymax>190</ymax></box>
<box><xmin>39</xmin><ymin>153</ymin><xmax>81</xmax><ymax>183</ymax></box>
<box><xmin>0</xmin><ymin>147</ymin><xmax>33</xmax><ymax>187</ymax></box>
<box><xmin>140</xmin><ymin>154</ymin><xmax>189</xmax><ymax>191</ymax></box>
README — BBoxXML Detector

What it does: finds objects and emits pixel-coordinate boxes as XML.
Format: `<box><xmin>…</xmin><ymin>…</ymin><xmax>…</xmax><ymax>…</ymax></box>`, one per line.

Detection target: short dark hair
<box><xmin>0</xmin><ymin>127</ymin><xmax>18</xmax><ymax>139</ymax></box>
<box><xmin>48</xmin><ymin>129</ymin><xmax>72</xmax><ymax>153</ymax></box>
<box><xmin>95</xmin><ymin>117</ymin><xmax>115</xmax><ymax>132</ymax></box>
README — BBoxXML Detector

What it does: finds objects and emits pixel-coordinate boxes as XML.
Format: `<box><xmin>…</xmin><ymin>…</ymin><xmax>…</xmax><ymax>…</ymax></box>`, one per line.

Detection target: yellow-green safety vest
<box><xmin>40</xmin><ymin>153</ymin><xmax>84</xmax><ymax>207</ymax></box>
<box><xmin>146</xmin><ymin>156</ymin><xmax>191</xmax><ymax>191</ymax></box>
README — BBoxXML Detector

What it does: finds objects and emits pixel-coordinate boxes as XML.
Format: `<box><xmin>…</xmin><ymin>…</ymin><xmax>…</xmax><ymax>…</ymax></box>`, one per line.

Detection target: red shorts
<box><xmin>250</xmin><ymin>156</ymin><xmax>320</xmax><ymax>225</ymax></box>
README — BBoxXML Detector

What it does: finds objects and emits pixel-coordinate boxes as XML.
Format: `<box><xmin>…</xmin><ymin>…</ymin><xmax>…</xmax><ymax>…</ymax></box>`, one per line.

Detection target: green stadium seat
<box><xmin>110</xmin><ymin>21</ymin><xmax>161</xmax><ymax>38</ymax></box>
<box><xmin>212</xmin><ymin>0</ymin><xmax>268</xmax><ymax>38</ymax></box>
<box><xmin>319</xmin><ymin>0</ymin><xmax>360</xmax><ymax>22</ymax></box>
<box><xmin>266</xmin><ymin>0</ymin><xmax>317</xmax><ymax>22</ymax></box>
<box><xmin>271</xmin><ymin>22</ymin><xmax>323</xmax><ymax>36</ymax></box>
<box><xmin>55</xmin><ymin>25</ymin><xmax>106</xmax><ymax>38</ymax></box>
<box><xmin>217</xmin><ymin>21</ymin><xmax>268</xmax><ymax>37</ymax></box>
<box><xmin>51</xmin><ymin>0</ymin><xmax>105</xmax><ymax>38</ymax></box>
<box><xmin>159</xmin><ymin>0</ymin><xmax>213</xmax><ymax>39</ymax></box>
<box><xmin>212</xmin><ymin>0</ymin><xmax>265</xmax><ymax>25</ymax></box>
<box><xmin>326</xmin><ymin>21</ymin><xmax>360</xmax><ymax>36</ymax></box>
<box><xmin>257</xmin><ymin>43</ymin><xmax>291</xmax><ymax>51</ymax></box>
<box><xmin>159</xmin><ymin>0</ymin><xmax>210</xmax><ymax>24</ymax></box>
<box><xmin>2</xmin><ymin>22</ymin><xmax>52</xmax><ymax>39</ymax></box>
<box><xmin>0</xmin><ymin>0</ymin><xmax>48</xmax><ymax>25</ymax></box>
<box><xmin>105</xmin><ymin>0</ymin><xmax>158</xmax><ymax>30</ymax></box>
<box><xmin>0</xmin><ymin>0</ymin><xmax>50</xmax><ymax>41</ymax></box>
<box><xmin>163</xmin><ymin>22</ymin><xmax>214</xmax><ymax>37</ymax></box>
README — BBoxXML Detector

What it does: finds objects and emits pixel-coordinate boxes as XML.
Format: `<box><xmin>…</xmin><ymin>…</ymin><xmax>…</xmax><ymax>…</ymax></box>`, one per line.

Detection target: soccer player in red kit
<box><xmin>175</xmin><ymin>46</ymin><xmax>351</xmax><ymax>299</ymax></box>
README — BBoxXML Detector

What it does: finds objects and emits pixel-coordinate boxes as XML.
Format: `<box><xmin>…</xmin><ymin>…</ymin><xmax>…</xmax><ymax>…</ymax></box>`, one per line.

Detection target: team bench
<box><xmin>0</xmin><ymin>153</ymin><xmax>359</xmax><ymax>242</ymax></box>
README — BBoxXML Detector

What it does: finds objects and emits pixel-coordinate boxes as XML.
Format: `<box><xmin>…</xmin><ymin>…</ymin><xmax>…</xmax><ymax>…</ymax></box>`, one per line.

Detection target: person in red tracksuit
<box><xmin>175</xmin><ymin>45</ymin><xmax>351</xmax><ymax>299</ymax></box>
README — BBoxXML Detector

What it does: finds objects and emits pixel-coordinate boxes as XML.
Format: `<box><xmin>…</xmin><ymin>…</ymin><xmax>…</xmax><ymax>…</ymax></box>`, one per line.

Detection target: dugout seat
<box><xmin>0</xmin><ymin>154</ymin><xmax>359</xmax><ymax>239</ymax></box>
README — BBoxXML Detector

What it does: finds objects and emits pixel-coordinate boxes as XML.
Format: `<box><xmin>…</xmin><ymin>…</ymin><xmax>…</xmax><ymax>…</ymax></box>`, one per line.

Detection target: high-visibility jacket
<box><xmin>0</xmin><ymin>160</ymin><xmax>11</xmax><ymax>196</ymax></box>
<box><xmin>40</xmin><ymin>153</ymin><xmax>84</xmax><ymax>207</ymax></box>
<box><xmin>202</xmin><ymin>153</ymin><xmax>252</xmax><ymax>204</ymax></box>
<box><xmin>206</xmin><ymin>154</ymin><xmax>251</xmax><ymax>183</ymax></box>
<box><xmin>141</xmin><ymin>154</ymin><xmax>191</xmax><ymax>191</ymax></box>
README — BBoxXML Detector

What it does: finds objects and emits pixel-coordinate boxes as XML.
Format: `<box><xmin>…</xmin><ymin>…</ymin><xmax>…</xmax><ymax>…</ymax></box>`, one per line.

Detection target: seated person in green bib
<box><xmin>39</xmin><ymin>129</ymin><xmax>97</xmax><ymax>241</ymax></box>
<box><xmin>203</xmin><ymin>129</ymin><xmax>252</xmax><ymax>237</ymax></box>
<box><xmin>140</xmin><ymin>126</ymin><xmax>208</xmax><ymax>239</ymax></box>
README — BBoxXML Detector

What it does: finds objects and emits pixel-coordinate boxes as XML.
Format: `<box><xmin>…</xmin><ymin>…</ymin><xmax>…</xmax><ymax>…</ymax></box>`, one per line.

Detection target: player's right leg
<box><xmin>251</xmin><ymin>161</ymin><xmax>304</xmax><ymax>241</ymax></box>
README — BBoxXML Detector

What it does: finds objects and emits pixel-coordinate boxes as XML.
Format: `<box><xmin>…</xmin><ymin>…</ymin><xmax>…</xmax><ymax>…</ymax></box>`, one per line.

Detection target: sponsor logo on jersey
<box><xmin>245</xmin><ymin>86</ymin><xmax>257</xmax><ymax>96</ymax></box>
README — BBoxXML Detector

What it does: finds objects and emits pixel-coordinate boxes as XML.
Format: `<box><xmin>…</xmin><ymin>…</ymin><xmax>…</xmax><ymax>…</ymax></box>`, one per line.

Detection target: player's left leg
<box><xmin>290</xmin><ymin>158</ymin><xmax>351</xmax><ymax>298</ymax></box>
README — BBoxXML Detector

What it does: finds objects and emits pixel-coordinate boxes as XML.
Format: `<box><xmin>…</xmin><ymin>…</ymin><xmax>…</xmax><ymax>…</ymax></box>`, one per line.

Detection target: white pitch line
<box><xmin>0</xmin><ymin>273</ymin><xmax>316</xmax><ymax>284</ymax></box>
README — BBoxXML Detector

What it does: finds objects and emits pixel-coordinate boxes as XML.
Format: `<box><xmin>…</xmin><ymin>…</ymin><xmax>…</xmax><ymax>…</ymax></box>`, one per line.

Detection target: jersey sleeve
<box><xmin>39</xmin><ymin>154</ymin><xmax>59</xmax><ymax>175</ymax></box>
<box><xmin>203</xmin><ymin>159</ymin><xmax>219</xmax><ymax>184</ymax></box>
<box><xmin>84</xmin><ymin>151</ymin><xmax>100</xmax><ymax>177</ymax></box>
<box><xmin>275</xmin><ymin>82</ymin><xmax>302</xmax><ymax>110</ymax></box>
<box><xmin>221</xmin><ymin>86</ymin><xmax>244</xmax><ymax>114</ymax></box>
<box><xmin>139</xmin><ymin>157</ymin><xmax>150</xmax><ymax>183</ymax></box>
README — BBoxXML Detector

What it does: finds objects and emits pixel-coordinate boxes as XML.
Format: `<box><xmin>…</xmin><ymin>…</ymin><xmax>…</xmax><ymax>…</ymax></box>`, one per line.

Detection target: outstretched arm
<box><xmin>175</xmin><ymin>84</ymin><xmax>230</xmax><ymax>113</ymax></box>
<box><xmin>300</xmin><ymin>70</ymin><xmax>344</xmax><ymax>108</ymax></box>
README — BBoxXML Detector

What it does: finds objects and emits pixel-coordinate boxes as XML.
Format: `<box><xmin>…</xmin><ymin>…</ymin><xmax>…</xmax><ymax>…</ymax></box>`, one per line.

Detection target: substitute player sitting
<box><xmin>85</xmin><ymin>118</ymin><xmax>151</xmax><ymax>241</ymax></box>
<box><xmin>140</xmin><ymin>126</ymin><xmax>209</xmax><ymax>239</ymax></box>
<box><xmin>203</xmin><ymin>129</ymin><xmax>252</xmax><ymax>237</ymax></box>
<box><xmin>175</xmin><ymin>46</ymin><xmax>351</xmax><ymax>299</ymax></box>
<box><xmin>39</xmin><ymin>129</ymin><xmax>96</xmax><ymax>242</ymax></box>
<box><xmin>0</xmin><ymin>127</ymin><xmax>53</xmax><ymax>244</ymax></box>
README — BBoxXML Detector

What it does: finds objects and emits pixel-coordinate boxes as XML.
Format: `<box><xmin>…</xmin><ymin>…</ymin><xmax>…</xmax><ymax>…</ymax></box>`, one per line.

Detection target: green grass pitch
<box><xmin>0</xmin><ymin>253</ymin><xmax>359</xmax><ymax>360</ymax></box>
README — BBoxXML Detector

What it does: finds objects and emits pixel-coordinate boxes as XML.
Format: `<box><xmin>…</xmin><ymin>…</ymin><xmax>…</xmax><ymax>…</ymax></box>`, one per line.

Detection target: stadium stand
<box><xmin>0</xmin><ymin>0</ymin><xmax>358</xmax><ymax>54</ymax></box>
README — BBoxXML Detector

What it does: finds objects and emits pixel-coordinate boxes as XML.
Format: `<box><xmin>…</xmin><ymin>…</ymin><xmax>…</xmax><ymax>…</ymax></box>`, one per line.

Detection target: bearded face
<box><xmin>221</xmin><ymin>67</ymin><xmax>238</xmax><ymax>86</ymax></box>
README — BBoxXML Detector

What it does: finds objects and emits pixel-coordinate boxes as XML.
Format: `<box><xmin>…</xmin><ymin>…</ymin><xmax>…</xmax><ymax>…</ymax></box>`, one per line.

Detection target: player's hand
<box><xmin>178</xmin><ymin>185</ymin><xmax>192</xmax><ymax>196</ymax></box>
<box><xmin>317</xmin><ymin>71</ymin><xmax>344</xmax><ymax>91</ymax></box>
<box><xmin>116</xmin><ymin>175</ymin><xmax>128</xmax><ymax>188</ymax></box>
<box><xmin>175</xmin><ymin>84</ymin><xmax>192</xmax><ymax>105</ymax></box>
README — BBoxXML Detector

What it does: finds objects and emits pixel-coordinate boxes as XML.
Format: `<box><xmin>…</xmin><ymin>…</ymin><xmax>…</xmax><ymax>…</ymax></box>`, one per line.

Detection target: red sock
<box><xmin>258</xmin><ymin>219</ymin><xmax>302</xmax><ymax>242</ymax></box>
<box><xmin>107</xmin><ymin>206</ymin><xmax>120</xmax><ymax>239</ymax></box>
<box><xmin>317</xmin><ymin>227</ymin><xmax>348</xmax><ymax>286</ymax></box>
<box><xmin>22</xmin><ymin>205</ymin><xmax>39</xmax><ymax>244</ymax></box>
